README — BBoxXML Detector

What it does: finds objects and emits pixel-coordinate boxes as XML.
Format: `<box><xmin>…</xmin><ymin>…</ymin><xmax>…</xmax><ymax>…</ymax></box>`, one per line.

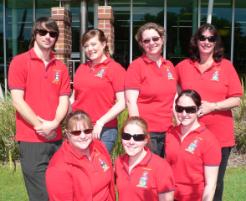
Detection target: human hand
<box><xmin>92</xmin><ymin>122</ymin><xmax>103</xmax><ymax>139</ymax></box>
<box><xmin>198</xmin><ymin>101</ymin><xmax>216</xmax><ymax>117</ymax></box>
<box><xmin>34</xmin><ymin>117</ymin><xmax>59</xmax><ymax>136</ymax></box>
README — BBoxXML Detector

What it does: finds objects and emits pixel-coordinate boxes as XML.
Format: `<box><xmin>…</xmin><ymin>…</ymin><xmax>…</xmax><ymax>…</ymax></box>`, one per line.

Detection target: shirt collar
<box><xmin>28</xmin><ymin>48</ymin><xmax>56</xmax><ymax>62</ymax></box>
<box><xmin>87</xmin><ymin>56</ymin><xmax>112</xmax><ymax>68</ymax></box>
<box><xmin>141</xmin><ymin>54</ymin><xmax>166</xmax><ymax>65</ymax></box>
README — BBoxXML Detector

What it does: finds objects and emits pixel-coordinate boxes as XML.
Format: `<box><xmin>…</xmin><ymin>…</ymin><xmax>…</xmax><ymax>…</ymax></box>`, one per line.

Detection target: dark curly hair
<box><xmin>189</xmin><ymin>23</ymin><xmax>224</xmax><ymax>62</ymax></box>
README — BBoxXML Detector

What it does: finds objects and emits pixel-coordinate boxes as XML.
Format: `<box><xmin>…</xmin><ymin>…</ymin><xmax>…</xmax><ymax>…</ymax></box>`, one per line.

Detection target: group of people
<box><xmin>8</xmin><ymin>16</ymin><xmax>242</xmax><ymax>201</ymax></box>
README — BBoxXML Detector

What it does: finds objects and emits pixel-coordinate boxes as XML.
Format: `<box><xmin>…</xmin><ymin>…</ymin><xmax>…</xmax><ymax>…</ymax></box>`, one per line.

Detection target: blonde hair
<box><xmin>65</xmin><ymin>110</ymin><xmax>92</xmax><ymax>130</ymax></box>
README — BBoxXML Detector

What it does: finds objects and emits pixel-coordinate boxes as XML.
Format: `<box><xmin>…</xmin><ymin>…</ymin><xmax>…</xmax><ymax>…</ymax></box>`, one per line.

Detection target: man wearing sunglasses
<box><xmin>8</xmin><ymin>17</ymin><xmax>70</xmax><ymax>201</ymax></box>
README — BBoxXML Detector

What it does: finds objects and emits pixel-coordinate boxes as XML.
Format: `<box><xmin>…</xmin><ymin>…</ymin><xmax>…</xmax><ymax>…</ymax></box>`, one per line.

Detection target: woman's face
<box><xmin>197</xmin><ymin>29</ymin><xmax>216</xmax><ymax>56</ymax></box>
<box><xmin>176</xmin><ymin>95</ymin><xmax>199</xmax><ymax>127</ymax></box>
<box><xmin>122</xmin><ymin>123</ymin><xmax>147</xmax><ymax>157</ymax></box>
<box><xmin>67</xmin><ymin>120</ymin><xmax>93</xmax><ymax>153</ymax></box>
<box><xmin>83</xmin><ymin>36</ymin><xmax>106</xmax><ymax>62</ymax></box>
<box><xmin>140</xmin><ymin>29</ymin><xmax>164</xmax><ymax>57</ymax></box>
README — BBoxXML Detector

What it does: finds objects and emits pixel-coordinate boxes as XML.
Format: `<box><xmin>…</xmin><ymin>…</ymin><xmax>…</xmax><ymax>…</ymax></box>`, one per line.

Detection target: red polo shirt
<box><xmin>72</xmin><ymin>57</ymin><xmax>125</xmax><ymax>127</ymax></box>
<box><xmin>46</xmin><ymin>140</ymin><xmax>115</xmax><ymax>201</ymax></box>
<box><xmin>8</xmin><ymin>48</ymin><xmax>71</xmax><ymax>142</ymax></box>
<box><xmin>115</xmin><ymin>149</ymin><xmax>175</xmax><ymax>201</ymax></box>
<box><xmin>176</xmin><ymin>58</ymin><xmax>243</xmax><ymax>147</ymax></box>
<box><xmin>166</xmin><ymin>124</ymin><xmax>221</xmax><ymax>201</ymax></box>
<box><xmin>125</xmin><ymin>55</ymin><xmax>177</xmax><ymax>132</ymax></box>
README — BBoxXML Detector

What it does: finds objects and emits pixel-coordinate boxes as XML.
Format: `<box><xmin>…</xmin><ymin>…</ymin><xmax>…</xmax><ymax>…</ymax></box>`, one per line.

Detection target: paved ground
<box><xmin>228</xmin><ymin>152</ymin><xmax>246</xmax><ymax>167</ymax></box>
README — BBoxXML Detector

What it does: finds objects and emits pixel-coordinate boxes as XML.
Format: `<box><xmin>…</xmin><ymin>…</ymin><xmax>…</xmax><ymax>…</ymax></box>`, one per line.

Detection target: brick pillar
<box><xmin>51</xmin><ymin>7</ymin><xmax>72</xmax><ymax>64</ymax></box>
<box><xmin>98</xmin><ymin>6</ymin><xmax>114</xmax><ymax>55</ymax></box>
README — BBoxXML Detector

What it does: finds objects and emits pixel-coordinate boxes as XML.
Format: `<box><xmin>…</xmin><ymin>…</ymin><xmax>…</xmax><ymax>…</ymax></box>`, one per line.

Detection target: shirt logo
<box><xmin>136</xmin><ymin>171</ymin><xmax>149</xmax><ymax>188</ymax></box>
<box><xmin>164</xmin><ymin>65</ymin><xmax>174</xmax><ymax>80</ymax></box>
<box><xmin>99</xmin><ymin>158</ymin><xmax>109</xmax><ymax>172</ymax></box>
<box><xmin>95</xmin><ymin>68</ymin><xmax>105</xmax><ymax>78</ymax></box>
<box><xmin>211</xmin><ymin>70</ymin><xmax>219</xmax><ymax>81</ymax></box>
<box><xmin>52</xmin><ymin>70</ymin><xmax>61</xmax><ymax>84</ymax></box>
<box><xmin>185</xmin><ymin>139</ymin><xmax>200</xmax><ymax>154</ymax></box>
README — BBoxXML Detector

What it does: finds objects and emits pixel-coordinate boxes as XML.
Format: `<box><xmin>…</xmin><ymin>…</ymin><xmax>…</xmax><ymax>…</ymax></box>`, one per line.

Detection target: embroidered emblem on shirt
<box><xmin>95</xmin><ymin>68</ymin><xmax>105</xmax><ymax>78</ymax></box>
<box><xmin>99</xmin><ymin>158</ymin><xmax>109</xmax><ymax>172</ymax></box>
<box><xmin>52</xmin><ymin>70</ymin><xmax>61</xmax><ymax>84</ymax></box>
<box><xmin>185</xmin><ymin>139</ymin><xmax>200</xmax><ymax>154</ymax></box>
<box><xmin>136</xmin><ymin>171</ymin><xmax>149</xmax><ymax>188</ymax></box>
<box><xmin>164</xmin><ymin>66</ymin><xmax>174</xmax><ymax>80</ymax></box>
<box><xmin>211</xmin><ymin>70</ymin><xmax>219</xmax><ymax>81</ymax></box>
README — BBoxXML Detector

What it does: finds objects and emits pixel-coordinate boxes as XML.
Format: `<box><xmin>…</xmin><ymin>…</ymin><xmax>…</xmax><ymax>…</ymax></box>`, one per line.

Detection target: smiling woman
<box><xmin>45</xmin><ymin>110</ymin><xmax>115</xmax><ymax>201</ymax></box>
<box><xmin>115</xmin><ymin>116</ymin><xmax>175</xmax><ymax>201</ymax></box>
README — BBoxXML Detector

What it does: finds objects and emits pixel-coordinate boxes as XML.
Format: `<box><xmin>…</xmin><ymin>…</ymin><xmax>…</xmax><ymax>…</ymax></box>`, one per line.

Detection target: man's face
<box><xmin>34</xmin><ymin>23</ymin><xmax>58</xmax><ymax>51</ymax></box>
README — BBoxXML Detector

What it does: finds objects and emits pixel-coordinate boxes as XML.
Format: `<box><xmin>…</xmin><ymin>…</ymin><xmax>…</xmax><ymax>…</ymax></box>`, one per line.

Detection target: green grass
<box><xmin>223</xmin><ymin>167</ymin><xmax>246</xmax><ymax>201</ymax></box>
<box><xmin>0</xmin><ymin>165</ymin><xmax>245</xmax><ymax>201</ymax></box>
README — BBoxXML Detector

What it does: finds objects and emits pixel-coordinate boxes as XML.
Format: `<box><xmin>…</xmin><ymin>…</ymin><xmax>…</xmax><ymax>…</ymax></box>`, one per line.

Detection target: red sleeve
<box><xmin>202</xmin><ymin>132</ymin><xmax>221</xmax><ymax>166</ymax></box>
<box><xmin>110</xmin><ymin>62</ymin><xmax>126</xmax><ymax>92</ymax></box>
<box><xmin>8</xmin><ymin>55</ymin><xmax>27</xmax><ymax>90</ymax></box>
<box><xmin>156</xmin><ymin>158</ymin><xmax>175</xmax><ymax>193</ymax></box>
<box><xmin>224</xmin><ymin>60</ymin><xmax>243</xmax><ymax>97</ymax></box>
<box><xmin>59</xmin><ymin>62</ymin><xmax>71</xmax><ymax>96</ymax></box>
<box><xmin>125</xmin><ymin>59</ymin><xmax>143</xmax><ymax>90</ymax></box>
<box><xmin>46</xmin><ymin>166</ymin><xmax>73</xmax><ymax>201</ymax></box>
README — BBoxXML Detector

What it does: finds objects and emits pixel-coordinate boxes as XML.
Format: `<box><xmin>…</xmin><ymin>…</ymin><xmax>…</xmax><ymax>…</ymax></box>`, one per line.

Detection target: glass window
<box><xmin>234</xmin><ymin>0</ymin><xmax>246</xmax><ymax>74</ymax></box>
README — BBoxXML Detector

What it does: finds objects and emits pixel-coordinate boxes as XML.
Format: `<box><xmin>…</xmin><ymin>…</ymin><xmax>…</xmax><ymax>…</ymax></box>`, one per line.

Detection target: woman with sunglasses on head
<box><xmin>175</xmin><ymin>24</ymin><xmax>242</xmax><ymax>201</ymax></box>
<box><xmin>125</xmin><ymin>22</ymin><xmax>177</xmax><ymax>158</ymax></box>
<box><xmin>166</xmin><ymin>90</ymin><xmax>221</xmax><ymax>201</ymax></box>
<box><xmin>71</xmin><ymin>29</ymin><xmax>126</xmax><ymax>153</ymax></box>
<box><xmin>46</xmin><ymin>110</ymin><xmax>115</xmax><ymax>201</ymax></box>
<box><xmin>115</xmin><ymin>116</ymin><xmax>175</xmax><ymax>201</ymax></box>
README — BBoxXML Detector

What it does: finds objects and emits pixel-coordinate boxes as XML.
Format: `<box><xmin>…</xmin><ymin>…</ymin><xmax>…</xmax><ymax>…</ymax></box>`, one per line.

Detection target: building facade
<box><xmin>1</xmin><ymin>0</ymin><xmax>246</xmax><ymax>94</ymax></box>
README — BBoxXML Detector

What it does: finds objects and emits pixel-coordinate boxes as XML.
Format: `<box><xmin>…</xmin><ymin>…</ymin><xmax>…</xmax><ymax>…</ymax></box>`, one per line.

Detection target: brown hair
<box><xmin>81</xmin><ymin>29</ymin><xmax>109</xmax><ymax>54</ymax></box>
<box><xmin>189</xmin><ymin>23</ymin><xmax>224</xmax><ymax>62</ymax></box>
<box><xmin>65</xmin><ymin>110</ymin><xmax>93</xmax><ymax>131</ymax></box>
<box><xmin>29</xmin><ymin>17</ymin><xmax>59</xmax><ymax>49</ymax></box>
<box><xmin>135</xmin><ymin>22</ymin><xmax>165</xmax><ymax>52</ymax></box>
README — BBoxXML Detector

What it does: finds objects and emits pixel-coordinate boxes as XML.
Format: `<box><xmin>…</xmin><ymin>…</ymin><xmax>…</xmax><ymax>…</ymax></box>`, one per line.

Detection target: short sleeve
<box><xmin>224</xmin><ymin>60</ymin><xmax>243</xmax><ymax>97</ymax></box>
<box><xmin>46</xmin><ymin>166</ymin><xmax>73</xmax><ymax>201</ymax></box>
<box><xmin>59</xmin><ymin>63</ymin><xmax>71</xmax><ymax>96</ymax></box>
<box><xmin>125</xmin><ymin>60</ymin><xmax>143</xmax><ymax>90</ymax></box>
<box><xmin>156</xmin><ymin>158</ymin><xmax>175</xmax><ymax>193</ymax></box>
<box><xmin>110</xmin><ymin>62</ymin><xmax>126</xmax><ymax>92</ymax></box>
<box><xmin>202</xmin><ymin>133</ymin><xmax>221</xmax><ymax>166</ymax></box>
<box><xmin>8</xmin><ymin>55</ymin><xmax>27</xmax><ymax>90</ymax></box>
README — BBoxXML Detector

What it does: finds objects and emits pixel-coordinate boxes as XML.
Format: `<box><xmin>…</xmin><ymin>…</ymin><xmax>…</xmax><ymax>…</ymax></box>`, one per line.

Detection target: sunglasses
<box><xmin>198</xmin><ymin>35</ymin><xmax>216</xmax><ymax>43</ymax></box>
<box><xmin>175</xmin><ymin>105</ymin><xmax>198</xmax><ymax>114</ymax></box>
<box><xmin>142</xmin><ymin>36</ymin><xmax>161</xmax><ymax>44</ymax></box>
<box><xmin>36</xmin><ymin>29</ymin><xmax>58</xmax><ymax>38</ymax></box>
<box><xmin>122</xmin><ymin>132</ymin><xmax>146</xmax><ymax>141</ymax></box>
<box><xmin>69</xmin><ymin>128</ymin><xmax>93</xmax><ymax>136</ymax></box>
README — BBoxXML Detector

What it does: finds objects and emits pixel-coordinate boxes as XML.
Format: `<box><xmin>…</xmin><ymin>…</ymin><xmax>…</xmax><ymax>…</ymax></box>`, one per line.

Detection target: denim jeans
<box><xmin>213</xmin><ymin>147</ymin><xmax>232</xmax><ymax>201</ymax></box>
<box><xmin>149</xmin><ymin>132</ymin><xmax>166</xmax><ymax>158</ymax></box>
<box><xmin>100</xmin><ymin>127</ymin><xmax>118</xmax><ymax>153</ymax></box>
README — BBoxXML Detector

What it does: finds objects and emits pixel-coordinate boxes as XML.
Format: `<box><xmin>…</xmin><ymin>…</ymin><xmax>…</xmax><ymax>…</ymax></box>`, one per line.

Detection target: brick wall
<box><xmin>98</xmin><ymin>6</ymin><xmax>114</xmax><ymax>55</ymax></box>
<box><xmin>51</xmin><ymin>7</ymin><xmax>72</xmax><ymax>63</ymax></box>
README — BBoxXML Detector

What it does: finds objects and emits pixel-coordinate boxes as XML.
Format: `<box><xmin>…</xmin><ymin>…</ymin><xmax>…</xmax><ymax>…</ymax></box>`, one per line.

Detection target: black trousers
<box><xmin>19</xmin><ymin>141</ymin><xmax>61</xmax><ymax>201</ymax></box>
<box><xmin>149</xmin><ymin>132</ymin><xmax>166</xmax><ymax>158</ymax></box>
<box><xmin>213</xmin><ymin>147</ymin><xmax>232</xmax><ymax>201</ymax></box>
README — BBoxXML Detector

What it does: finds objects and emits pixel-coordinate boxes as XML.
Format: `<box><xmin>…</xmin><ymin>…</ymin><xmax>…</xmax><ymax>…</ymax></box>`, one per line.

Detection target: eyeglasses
<box><xmin>198</xmin><ymin>35</ymin><xmax>216</xmax><ymax>43</ymax></box>
<box><xmin>175</xmin><ymin>105</ymin><xmax>197</xmax><ymax>114</ymax></box>
<box><xmin>69</xmin><ymin>128</ymin><xmax>93</xmax><ymax>136</ymax></box>
<box><xmin>142</xmin><ymin>36</ymin><xmax>161</xmax><ymax>44</ymax></box>
<box><xmin>122</xmin><ymin>132</ymin><xmax>146</xmax><ymax>141</ymax></box>
<box><xmin>36</xmin><ymin>29</ymin><xmax>58</xmax><ymax>38</ymax></box>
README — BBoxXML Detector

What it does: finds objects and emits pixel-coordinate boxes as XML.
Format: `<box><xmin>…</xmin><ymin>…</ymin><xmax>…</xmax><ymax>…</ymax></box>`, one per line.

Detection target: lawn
<box><xmin>0</xmin><ymin>165</ymin><xmax>245</xmax><ymax>201</ymax></box>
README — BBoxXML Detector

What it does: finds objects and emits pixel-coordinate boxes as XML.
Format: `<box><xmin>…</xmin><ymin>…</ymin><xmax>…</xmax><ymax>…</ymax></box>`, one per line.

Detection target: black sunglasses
<box><xmin>122</xmin><ymin>132</ymin><xmax>146</xmax><ymax>141</ymax></box>
<box><xmin>142</xmin><ymin>36</ymin><xmax>161</xmax><ymax>44</ymax></box>
<box><xmin>198</xmin><ymin>35</ymin><xmax>216</xmax><ymax>43</ymax></box>
<box><xmin>69</xmin><ymin>128</ymin><xmax>93</xmax><ymax>136</ymax></box>
<box><xmin>36</xmin><ymin>29</ymin><xmax>58</xmax><ymax>38</ymax></box>
<box><xmin>175</xmin><ymin>105</ymin><xmax>198</xmax><ymax>114</ymax></box>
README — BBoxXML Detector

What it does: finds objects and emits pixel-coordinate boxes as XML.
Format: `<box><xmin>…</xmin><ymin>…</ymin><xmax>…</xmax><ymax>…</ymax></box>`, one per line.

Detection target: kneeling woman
<box><xmin>46</xmin><ymin>110</ymin><xmax>115</xmax><ymax>201</ymax></box>
<box><xmin>115</xmin><ymin>117</ymin><xmax>174</xmax><ymax>201</ymax></box>
<box><xmin>166</xmin><ymin>90</ymin><xmax>221</xmax><ymax>201</ymax></box>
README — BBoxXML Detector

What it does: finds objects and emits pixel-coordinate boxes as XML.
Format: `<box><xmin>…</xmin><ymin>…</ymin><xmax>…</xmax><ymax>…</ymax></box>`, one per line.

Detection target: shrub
<box><xmin>0</xmin><ymin>96</ymin><xmax>18</xmax><ymax>169</ymax></box>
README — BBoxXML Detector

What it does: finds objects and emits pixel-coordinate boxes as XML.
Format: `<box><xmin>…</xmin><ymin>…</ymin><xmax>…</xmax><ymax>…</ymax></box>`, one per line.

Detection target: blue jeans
<box><xmin>149</xmin><ymin>132</ymin><xmax>166</xmax><ymax>158</ymax></box>
<box><xmin>100</xmin><ymin>127</ymin><xmax>118</xmax><ymax>153</ymax></box>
